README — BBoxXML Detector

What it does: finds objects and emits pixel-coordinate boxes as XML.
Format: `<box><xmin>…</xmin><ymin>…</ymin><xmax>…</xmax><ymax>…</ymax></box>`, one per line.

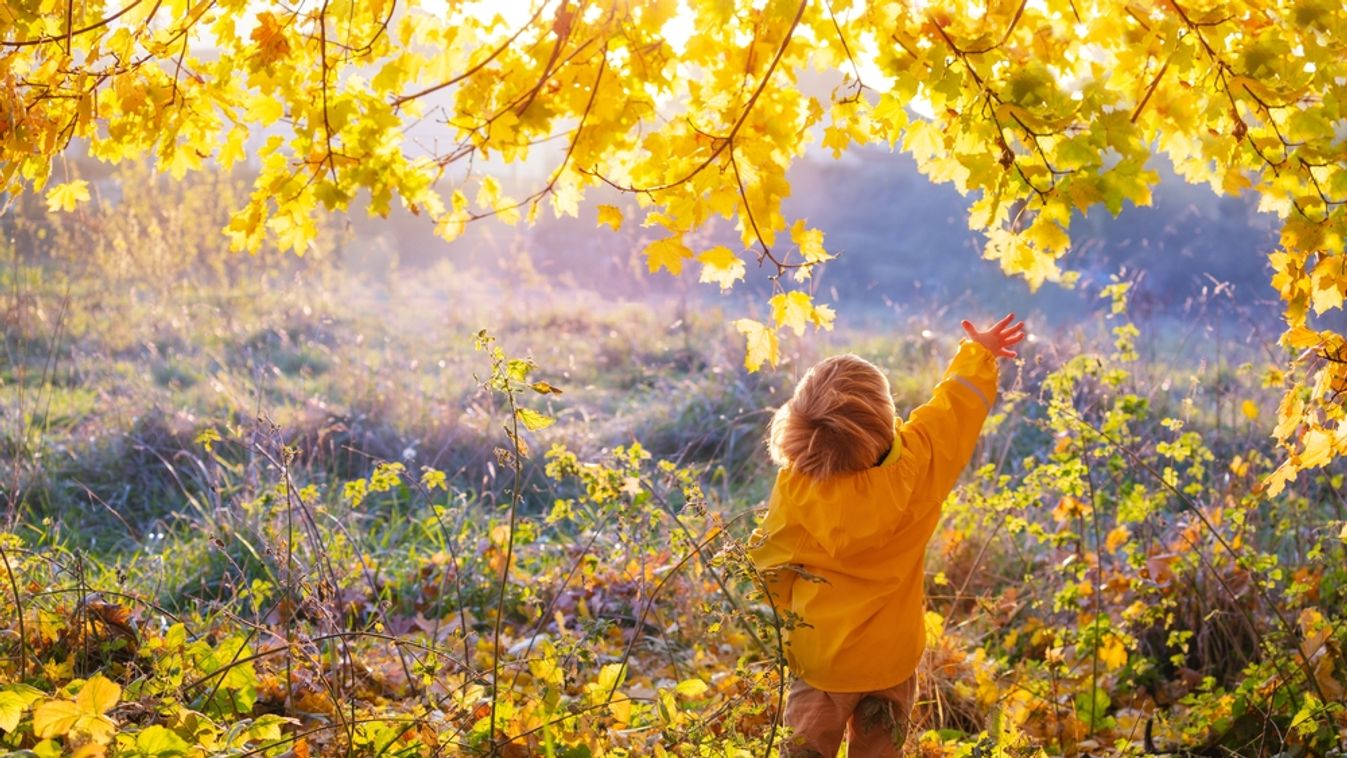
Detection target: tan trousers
<box><xmin>781</xmin><ymin>676</ymin><xmax>916</xmax><ymax>757</ymax></box>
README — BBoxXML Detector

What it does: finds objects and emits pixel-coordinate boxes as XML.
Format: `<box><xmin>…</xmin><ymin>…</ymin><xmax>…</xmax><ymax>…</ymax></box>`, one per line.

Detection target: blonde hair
<box><xmin>768</xmin><ymin>354</ymin><xmax>896</xmax><ymax>479</ymax></box>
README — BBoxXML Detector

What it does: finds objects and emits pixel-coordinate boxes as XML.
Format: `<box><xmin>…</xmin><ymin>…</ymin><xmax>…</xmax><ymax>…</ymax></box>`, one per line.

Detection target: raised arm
<box><xmin>901</xmin><ymin>315</ymin><xmax>1024</xmax><ymax>509</ymax></box>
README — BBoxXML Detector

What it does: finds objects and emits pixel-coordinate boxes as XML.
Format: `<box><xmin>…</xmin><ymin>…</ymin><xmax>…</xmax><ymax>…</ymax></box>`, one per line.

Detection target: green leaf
<box><xmin>0</xmin><ymin>685</ymin><xmax>44</xmax><ymax>733</ymax></box>
<box><xmin>242</xmin><ymin>714</ymin><xmax>295</xmax><ymax>742</ymax></box>
<box><xmin>135</xmin><ymin>724</ymin><xmax>191</xmax><ymax>755</ymax></box>
<box><xmin>506</xmin><ymin>358</ymin><xmax>533</xmax><ymax>383</ymax></box>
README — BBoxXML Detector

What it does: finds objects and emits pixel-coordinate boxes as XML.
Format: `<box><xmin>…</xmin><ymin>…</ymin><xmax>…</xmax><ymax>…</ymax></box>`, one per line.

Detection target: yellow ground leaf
<box><xmin>1105</xmin><ymin>526</ymin><xmax>1130</xmax><ymax>553</ymax></box>
<box><xmin>1099</xmin><ymin>633</ymin><xmax>1128</xmax><ymax>670</ymax></box>
<box><xmin>609</xmin><ymin>695</ymin><xmax>632</xmax><ymax>727</ymax></box>
<box><xmin>32</xmin><ymin>700</ymin><xmax>82</xmax><ymax>739</ymax></box>
<box><xmin>75</xmin><ymin>676</ymin><xmax>120</xmax><ymax>716</ymax></box>
<box><xmin>923</xmin><ymin>610</ymin><xmax>944</xmax><ymax>647</ymax></box>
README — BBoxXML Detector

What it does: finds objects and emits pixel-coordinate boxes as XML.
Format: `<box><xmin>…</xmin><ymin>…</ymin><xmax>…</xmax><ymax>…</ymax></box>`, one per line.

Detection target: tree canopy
<box><xmin>6</xmin><ymin>0</ymin><xmax>1347</xmax><ymax>484</ymax></box>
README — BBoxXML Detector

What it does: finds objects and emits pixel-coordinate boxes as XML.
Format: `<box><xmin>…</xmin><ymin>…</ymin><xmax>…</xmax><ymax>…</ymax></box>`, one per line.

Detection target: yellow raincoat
<box><xmin>749</xmin><ymin>340</ymin><xmax>999</xmax><ymax>692</ymax></box>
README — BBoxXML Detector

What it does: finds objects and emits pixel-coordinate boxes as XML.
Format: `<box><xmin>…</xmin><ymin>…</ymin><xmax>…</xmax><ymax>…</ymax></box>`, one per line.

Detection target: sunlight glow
<box><xmin>461</xmin><ymin>0</ymin><xmax>537</xmax><ymax>28</ymax></box>
<box><xmin>661</xmin><ymin>1</ymin><xmax>696</xmax><ymax>55</ymax></box>
<box><xmin>910</xmin><ymin>87</ymin><xmax>936</xmax><ymax>120</ymax></box>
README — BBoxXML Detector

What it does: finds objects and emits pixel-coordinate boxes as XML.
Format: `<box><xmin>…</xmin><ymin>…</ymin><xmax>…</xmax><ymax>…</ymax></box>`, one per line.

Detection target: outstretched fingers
<box><xmin>962</xmin><ymin>314</ymin><xmax>1029</xmax><ymax>358</ymax></box>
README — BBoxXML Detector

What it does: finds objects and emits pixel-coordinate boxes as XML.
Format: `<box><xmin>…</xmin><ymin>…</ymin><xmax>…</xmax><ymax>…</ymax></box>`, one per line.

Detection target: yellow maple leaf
<box><xmin>983</xmin><ymin>227</ymin><xmax>1062</xmax><ymax>292</ymax></box>
<box><xmin>549</xmin><ymin>177</ymin><xmax>580</xmax><ymax>219</ymax></box>
<box><xmin>1262</xmin><ymin>459</ymin><xmax>1299</xmax><ymax>497</ymax></box>
<box><xmin>45</xmin><ymin>180</ymin><xmax>91</xmax><ymax>213</ymax></box>
<box><xmin>476</xmin><ymin>176</ymin><xmax>502</xmax><ymax>211</ymax></box>
<box><xmin>734</xmin><ymin>318</ymin><xmax>778</xmax><ymax>372</ymax></box>
<box><xmin>812</xmin><ymin>303</ymin><xmax>836</xmax><ymax>331</ymax></box>
<box><xmin>218</xmin><ymin>126</ymin><xmax>249</xmax><ymax>169</ymax></box>
<box><xmin>770</xmin><ymin>291</ymin><xmax>814</xmax><ymax>336</ymax></box>
<box><xmin>1299</xmin><ymin>427</ymin><xmax>1334</xmax><ymax>469</ymax></box>
<box><xmin>789</xmin><ymin>219</ymin><xmax>831</xmax><ymax>264</ymax></box>
<box><xmin>1285</xmin><ymin>326</ymin><xmax>1324</xmax><ymax>349</ymax></box>
<box><xmin>903</xmin><ymin>119</ymin><xmax>944</xmax><ymax>164</ymax></box>
<box><xmin>596</xmin><ymin>204</ymin><xmax>623</xmax><ymax>231</ymax></box>
<box><xmin>697</xmin><ymin>246</ymin><xmax>745</xmax><ymax>290</ymax></box>
<box><xmin>1024</xmin><ymin>217</ymin><xmax>1071</xmax><ymax>256</ymax></box>
<box><xmin>643</xmin><ymin>236</ymin><xmax>693</xmax><ymax>276</ymax></box>
<box><xmin>674</xmin><ymin>678</ymin><xmax>709</xmax><ymax>699</ymax></box>
<box><xmin>435</xmin><ymin>190</ymin><xmax>470</xmax><ymax>243</ymax></box>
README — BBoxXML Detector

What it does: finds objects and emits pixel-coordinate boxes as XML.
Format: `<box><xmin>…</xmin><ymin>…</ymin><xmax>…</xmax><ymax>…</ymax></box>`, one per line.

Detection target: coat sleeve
<box><xmin>898</xmin><ymin>340</ymin><xmax>999</xmax><ymax>515</ymax></box>
<box><xmin>747</xmin><ymin>499</ymin><xmax>801</xmax><ymax>612</ymax></box>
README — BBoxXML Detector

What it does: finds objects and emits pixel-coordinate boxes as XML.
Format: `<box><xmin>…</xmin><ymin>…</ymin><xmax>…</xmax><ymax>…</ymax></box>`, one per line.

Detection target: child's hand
<box><xmin>961</xmin><ymin>313</ymin><xmax>1027</xmax><ymax>358</ymax></box>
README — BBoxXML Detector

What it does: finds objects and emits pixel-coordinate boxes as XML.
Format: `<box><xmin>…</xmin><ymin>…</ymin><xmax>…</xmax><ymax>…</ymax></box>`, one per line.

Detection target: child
<box><xmin>750</xmin><ymin>314</ymin><xmax>1025</xmax><ymax>757</ymax></box>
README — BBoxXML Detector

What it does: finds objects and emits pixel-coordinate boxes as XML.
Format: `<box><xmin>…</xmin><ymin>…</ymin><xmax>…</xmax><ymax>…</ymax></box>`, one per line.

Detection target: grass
<box><xmin>0</xmin><ymin>173</ymin><xmax>1343</xmax><ymax>755</ymax></box>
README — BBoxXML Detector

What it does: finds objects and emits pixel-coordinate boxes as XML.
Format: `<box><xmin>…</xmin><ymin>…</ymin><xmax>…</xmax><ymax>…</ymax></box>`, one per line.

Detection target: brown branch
<box><xmin>3</xmin><ymin>0</ymin><xmax>147</xmax><ymax>47</ymax></box>
<box><xmin>511</xmin><ymin>0</ymin><xmax>587</xmax><ymax>118</ymax></box>
<box><xmin>931</xmin><ymin>22</ymin><xmax>1059</xmax><ymax>195</ymax></box>
<box><xmin>730</xmin><ymin>149</ymin><xmax>774</xmax><ymax>268</ymax></box>
<box><xmin>319</xmin><ymin>0</ymin><xmax>337</xmax><ymax>182</ymax></box>
<box><xmin>1131</xmin><ymin>43</ymin><xmax>1176</xmax><ymax>123</ymax></box>
<box><xmin>64</xmin><ymin>0</ymin><xmax>74</xmax><ymax>53</ymax></box>
<box><xmin>822</xmin><ymin>0</ymin><xmax>865</xmax><ymax>101</ymax></box>
<box><xmin>963</xmin><ymin>0</ymin><xmax>1029</xmax><ymax>55</ymax></box>
<box><xmin>341</xmin><ymin>0</ymin><xmax>395</xmax><ymax>57</ymax></box>
<box><xmin>430</xmin><ymin>35</ymin><xmax>599</xmax><ymax>171</ymax></box>
<box><xmin>729</xmin><ymin>149</ymin><xmax>816</xmax><ymax>279</ymax></box>
<box><xmin>472</xmin><ymin>41</ymin><xmax>610</xmax><ymax>224</ymax></box>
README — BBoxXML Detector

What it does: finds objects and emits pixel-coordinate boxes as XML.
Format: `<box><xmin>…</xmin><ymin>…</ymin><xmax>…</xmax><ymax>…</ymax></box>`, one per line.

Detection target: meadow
<box><xmin>1</xmin><ymin>168</ymin><xmax>1344</xmax><ymax>756</ymax></box>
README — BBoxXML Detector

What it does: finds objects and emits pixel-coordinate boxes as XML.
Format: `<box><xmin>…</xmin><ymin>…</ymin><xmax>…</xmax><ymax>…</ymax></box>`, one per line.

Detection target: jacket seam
<box><xmin>951</xmin><ymin>375</ymin><xmax>992</xmax><ymax>412</ymax></box>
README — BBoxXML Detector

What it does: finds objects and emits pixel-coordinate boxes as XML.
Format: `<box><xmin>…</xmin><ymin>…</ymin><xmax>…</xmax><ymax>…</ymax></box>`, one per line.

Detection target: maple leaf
<box><xmin>596</xmin><ymin>205</ymin><xmax>623</xmax><ymax>231</ymax></box>
<box><xmin>789</xmin><ymin>220</ymin><xmax>831</xmax><ymax>264</ymax></box>
<box><xmin>697</xmin><ymin>246</ymin><xmax>745</xmax><ymax>290</ymax></box>
<box><xmin>734</xmin><ymin>318</ymin><xmax>778</xmax><ymax>372</ymax></box>
<box><xmin>1098</xmin><ymin>633</ymin><xmax>1128</xmax><ymax>671</ymax></box>
<box><xmin>770</xmin><ymin>292</ymin><xmax>814</xmax><ymax>337</ymax></box>
<box><xmin>644</xmin><ymin>236</ymin><xmax>693</xmax><ymax>276</ymax></box>
<box><xmin>45</xmin><ymin>181</ymin><xmax>91</xmax><ymax>213</ymax></box>
<box><xmin>250</xmin><ymin>11</ymin><xmax>291</xmax><ymax>64</ymax></box>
